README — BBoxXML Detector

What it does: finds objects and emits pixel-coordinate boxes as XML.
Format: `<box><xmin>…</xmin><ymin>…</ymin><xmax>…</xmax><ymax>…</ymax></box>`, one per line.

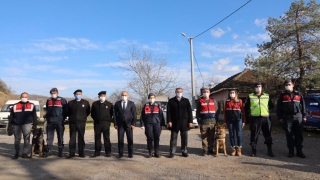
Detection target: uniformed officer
<box><xmin>45</xmin><ymin>88</ymin><xmax>68</xmax><ymax>157</ymax></box>
<box><xmin>277</xmin><ymin>80</ymin><xmax>306</xmax><ymax>158</ymax></box>
<box><xmin>66</xmin><ymin>89</ymin><xmax>90</xmax><ymax>158</ymax></box>
<box><xmin>91</xmin><ymin>91</ymin><xmax>113</xmax><ymax>157</ymax></box>
<box><xmin>196</xmin><ymin>88</ymin><xmax>220</xmax><ymax>156</ymax></box>
<box><xmin>245</xmin><ymin>82</ymin><xmax>275</xmax><ymax>157</ymax></box>
<box><xmin>140</xmin><ymin>93</ymin><xmax>165</xmax><ymax>158</ymax></box>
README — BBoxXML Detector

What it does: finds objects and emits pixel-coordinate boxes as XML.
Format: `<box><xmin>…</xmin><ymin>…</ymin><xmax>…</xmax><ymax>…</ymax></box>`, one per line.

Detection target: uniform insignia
<box><xmin>82</xmin><ymin>104</ymin><xmax>85</xmax><ymax>107</ymax></box>
<box><xmin>106</xmin><ymin>106</ymin><xmax>108</xmax><ymax>109</ymax></box>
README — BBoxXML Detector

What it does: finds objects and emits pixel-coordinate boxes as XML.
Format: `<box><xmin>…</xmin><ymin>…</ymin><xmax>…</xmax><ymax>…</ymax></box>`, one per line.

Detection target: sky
<box><xmin>0</xmin><ymin>0</ymin><xmax>314</xmax><ymax>99</ymax></box>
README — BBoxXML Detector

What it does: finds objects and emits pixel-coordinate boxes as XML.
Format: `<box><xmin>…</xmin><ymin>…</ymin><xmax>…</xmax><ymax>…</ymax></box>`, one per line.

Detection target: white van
<box><xmin>0</xmin><ymin>100</ymin><xmax>40</xmax><ymax>125</ymax></box>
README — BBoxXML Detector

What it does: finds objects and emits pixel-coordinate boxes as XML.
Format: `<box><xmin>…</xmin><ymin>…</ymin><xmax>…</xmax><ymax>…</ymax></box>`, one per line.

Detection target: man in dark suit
<box><xmin>113</xmin><ymin>91</ymin><xmax>137</xmax><ymax>158</ymax></box>
<box><xmin>167</xmin><ymin>88</ymin><xmax>193</xmax><ymax>158</ymax></box>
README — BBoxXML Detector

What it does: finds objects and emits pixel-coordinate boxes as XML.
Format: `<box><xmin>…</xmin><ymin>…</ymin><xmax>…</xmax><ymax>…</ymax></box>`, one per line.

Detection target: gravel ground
<box><xmin>0</xmin><ymin>126</ymin><xmax>319</xmax><ymax>180</ymax></box>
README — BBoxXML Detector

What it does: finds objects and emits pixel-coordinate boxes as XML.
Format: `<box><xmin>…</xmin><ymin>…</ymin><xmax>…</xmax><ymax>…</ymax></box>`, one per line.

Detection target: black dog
<box><xmin>31</xmin><ymin>128</ymin><xmax>46</xmax><ymax>158</ymax></box>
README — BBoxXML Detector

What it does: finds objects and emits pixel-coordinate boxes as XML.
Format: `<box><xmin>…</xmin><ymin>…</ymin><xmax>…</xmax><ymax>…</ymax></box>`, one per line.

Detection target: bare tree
<box><xmin>117</xmin><ymin>45</ymin><xmax>179</xmax><ymax>101</ymax></box>
<box><xmin>108</xmin><ymin>89</ymin><xmax>123</xmax><ymax>103</ymax></box>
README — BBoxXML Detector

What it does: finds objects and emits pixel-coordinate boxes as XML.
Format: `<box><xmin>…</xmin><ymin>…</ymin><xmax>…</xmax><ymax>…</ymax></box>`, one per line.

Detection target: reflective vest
<box><xmin>11</xmin><ymin>102</ymin><xmax>35</xmax><ymax>125</ymax></box>
<box><xmin>280</xmin><ymin>91</ymin><xmax>302</xmax><ymax>114</ymax></box>
<box><xmin>199</xmin><ymin>98</ymin><xmax>216</xmax><ymax>119</ymax></box>
<box><xmin>225</xmin><ymin>99</ymin><xmax>242</xmax><ymax>121</ymax></box>
<box><xmin>249</xmin><ymin>93</ymin><xmax>269</xmax><ymax>117</ymax></box>
<box><xmin>143</xmin><ymin>103</ymin><xmax>161</xmax><ymax>124</ymax></box>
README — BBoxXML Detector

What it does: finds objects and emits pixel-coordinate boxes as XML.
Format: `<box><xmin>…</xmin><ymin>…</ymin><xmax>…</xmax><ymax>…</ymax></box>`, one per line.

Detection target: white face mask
<box><xmin>51</xmin><ymin>94</ymin><xmax>58</xmax><ymax>99</ymax></box>
<box><xmin>21</xmin><ymin>98</ymin><xmax>28</xmax><ymax>103</ymax></box>
<box><xmin>255</xmin><ymin>87</ymin><xmax>262</xmax><ymax>93</ymax></box>
<box><xmin>99</xmin><ymin>97</ymin><xmax>106</xmax><ymax>102</ymax></box>
<box><xmin>202</xmin><ymin>93</ymin><xmax>209</xmax><ymax>98</ymax></box>
<box><xmin>121</xmin><ymin>96</ymin><xmax>128</xmax><ymax>101</ymax></box>
<box><xmin>230</xmin><ymin>93</ymin><xmax>236</xmax><ymax>98</ymax></box>
<box><xmin>176</xmin><ymin>93</ymin><xmax>182</xmax><ymax>98</ymax></box>
<box><xmin>285</xmin><ymin>85</ymin><xmax>293</xmax><ymax>91</ymax></box>
<box><xmin>149</xmin><ymin>99</ymin><xmax>155</xmax><ymax>103</ymax></box>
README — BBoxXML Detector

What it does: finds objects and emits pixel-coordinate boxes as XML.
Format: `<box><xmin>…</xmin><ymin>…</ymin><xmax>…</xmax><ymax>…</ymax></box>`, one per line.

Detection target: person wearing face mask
<box><xmin>90</xmin><ymin>91</ymin><xmax>113</xmax><ymax>158</ymax></box>
<box><xmin>224</xmin><ymin>89</ymin><xmax>246</xmax><ymax>156</ymax></box>
<box><xmin>66</xmin><ymin>89</ymin><xmax>90</xmax><ymax>158</ymax></box>
<box><xmin>277</xmin><ymin>80</ymin><xmax>306</xmax><ymax>158</ymax></box>
<box><xmin>113</xmin><ymin>91</ymin><xmax>137</xmax><ymax>158</ymax></box>
<box><xmin>167</xmin><ymin>88</ymin><xmax>193</xmax><ymax>158</ymax></box>
<box><xmin>9</xmin><ymin>92</ymin><xmax>37</xmax><ymax>159</ymax></box>
<box><xmin>140</xmin><ymin>93</ymin><xmax>166</xmax><ymax>158</ymax></box>
<box><xmin>45</xmin><ymin>88</ymin><xmax>68</xmax><ymax>157</ymax></box>
<box><xmin>196</xmin><ymin>88</ymin><xmax>220</xmax><ymax>156</ymax></box>
<box><xmin>245</xmin><ymin>82</ymin><xmax>275</xmax><ymax>157</ymax></box>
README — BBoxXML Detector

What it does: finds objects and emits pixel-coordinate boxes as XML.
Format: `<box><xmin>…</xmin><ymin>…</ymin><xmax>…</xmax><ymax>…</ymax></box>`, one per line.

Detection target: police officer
<box><xmin>140</xmin><ymin>93</ymin><xmax>165</xmax><ymax>158</ymax></box>
<box><xmin>245</xmin><ymin>82</ymin><xmax>275</xmax><ymax>157</ymax></box>
<box><xmin>91</xmin><ymin>91</ymin><xmax>113</xmax><ymax>157</ymax></box>
<box><xmin>277</xmin><ymin>80</ymin><xmax>306</xmax><ymax>158</ymax></box>
<box><xmin>196</xmin><ymin>88</ymin><xmax>220</xmax><ymax>156</ymax></box>
<box><xmin>45</xmin><ymin>88</ymin><xmax>68</xmax><ymax>157</ymax></box>
<box><xmin>9</xmin><ymin>92</ymin><xmax>37</xmax><ymax>159</ymax></box>
<box><xmin>66</xmin><ymin>89</ymin><xmax>90</xmax><ymax>158</ymax></box>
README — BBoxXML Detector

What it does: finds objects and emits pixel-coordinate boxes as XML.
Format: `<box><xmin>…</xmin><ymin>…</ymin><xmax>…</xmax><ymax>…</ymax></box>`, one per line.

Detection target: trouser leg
<box><xmin>117</xmin><ymin>126</ymin><xmax>125</xmax><ymax>155</ymax></box>
<box><xmin>250</xmin><ymin>118</ymin><xmax>262</xmax><ymax>147</ymax></box>
<box><xmin>77</xmin><ymin>123</ymin><xmax>86</xmax><ymax>153</ymax></box>
<box><xmin>69</xmin><ymin>123</ymin><xmax>77</xmax><ymax>154</ymax></box>
<box><xmin>227</xmin><ymin>122</ymin><xmax>235</xmax><ymax>147</ymax></box>
<box><xmin>170</xmin><ymin>130</ymin><xmax>178</xmax><ymax>153</ymax></box>
<box><xmin>236</xmin><ymin>120</ymin><xmax>243</xmax><ymax>147</ymax></box>
<box><xmin>101</xmin><ymin>122</ymin><xmax>111</xmax><ymax>154</ymax></box>
<box><xmin>94</xmin><ymin>123</ymin><xmax>102</xmax><ymax>153</ymax></box>
<box><xmin>261</xmin><ymin>117</ymin><xmax>273</xmax><ymax>146</ymax></box>
<box><xmin>181</xmin><ymin>131</ymin><xmax>188</xmax><ymax>153</ymax></box>
<box><xmin>21</xmin><ymin>123</ymin><xmax>32</xmax><ymax>155</ymax></box>
<box><xmin>125</xmin><ymin>125</ymin><xmax>133</xmax><ymax>155</ymax></box>
<box><xmin>293</xmin><ymin>120</ymin><xmax>304</xmax><ymax>150</ymax></box>
<box><xmin>13</xmin><ymin>125</ymin><xmax>22</xmax><ymax>155</ymax></box>
<box><xmin>56</xmin><ymin>124</ymin><xmax>64</xmax><ymax>148</ymax></box>
<box><xmin>145</xmin><ymin>123</ymin><xmax>154</xmax><ymax>150</ymax></box>
<box><xmin>46</xmin><ymin>123</ymin><xmax>55</xmax><ymax>148</ymax></box>
<box><xmin>153</xmin><ymin>123</ymin><xmax>161</xmax><ymax>150</ymax></box>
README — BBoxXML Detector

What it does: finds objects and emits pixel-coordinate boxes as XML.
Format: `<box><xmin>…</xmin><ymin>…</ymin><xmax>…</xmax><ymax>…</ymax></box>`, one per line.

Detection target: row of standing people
<box><xmin>9</xmin><ymin>79</ymin><xmax>307</xmax><ymax>159</ymax></box>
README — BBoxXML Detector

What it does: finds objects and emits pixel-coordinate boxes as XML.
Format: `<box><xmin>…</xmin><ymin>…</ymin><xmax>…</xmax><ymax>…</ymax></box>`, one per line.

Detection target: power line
<box><xmin>194</xmin><ymin>0</ymin><xmax>252</xmax><ymax>39</ymax></box>
<box><xmin>193</xmin><ymin>51</ymin><xmax>206</xmax><ymax>86</ymax></box>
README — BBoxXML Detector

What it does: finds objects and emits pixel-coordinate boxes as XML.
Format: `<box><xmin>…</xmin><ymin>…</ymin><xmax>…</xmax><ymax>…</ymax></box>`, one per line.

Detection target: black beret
<box><xmin>50</xmin><ymin>88</ymin><xmax>58</xmax><ymax>93</ymax></box>
<box><xmin>284</xmin><ymin>79</ymin><xmax>292</xmax><ymax>85</ymax></box>
<box><xmin>73</xmin><ymin>89</ymin><xmax>82</xmax><ymax>94</ymax></box>
<box><xmin>148</xmin><ymin>93</ymin><xmax>156</xmax><ymax>99</ymax></box>
<box><xmin>253</xmin><ymin>82</ymin><xmax>262</xmax><ymax>87</ymax></box>
<box><xmin>98</xmin><ymin>91</ymin><xmax>107</xmax><ymax>96</ymax></box>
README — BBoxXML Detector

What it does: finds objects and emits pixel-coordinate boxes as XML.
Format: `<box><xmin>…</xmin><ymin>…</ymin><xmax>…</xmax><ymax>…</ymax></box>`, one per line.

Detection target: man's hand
<box><xmin>189</xmin><ymin>123</ymin><xmax>193</xmax><ymax>128</ymax></box>
<box><xmin>302</xmin><ymin>118</ymin><xmax>307</xmax><ymax>123</ymax></box>
<box><xmin>141</xmin><ymin>126</ymin><xmax>145</xmax><ymax>130</ymax></box>
<box><xmin>242</xmin><ymin>123</ymin><xmax>245</xmax><ymax>129</ymax></box>
<box><xmin>131</xmin><ymin>125</ymin><xmax>135</xmax><ymax>130</ymax></box>
<box><xmin>279</xmin><ymin>119</ymin><xmax>284</xmax><ymax>124</ymax></box>
<box><xmin>114</xmin><ymin>126</ymin><xmax>118</xmax><ymax>130</ymax></box>
<box><xmin>168</xmin><ymin>122</ymin><xmax>172</xmax><ymax>128</ymax></box>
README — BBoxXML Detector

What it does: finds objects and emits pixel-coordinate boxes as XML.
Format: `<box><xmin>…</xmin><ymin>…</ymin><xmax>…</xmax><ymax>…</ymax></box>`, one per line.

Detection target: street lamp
<box><xmin>181</xmin><ymin>32</ymin><xmax>196</xmax><ymax>110</ymax></box>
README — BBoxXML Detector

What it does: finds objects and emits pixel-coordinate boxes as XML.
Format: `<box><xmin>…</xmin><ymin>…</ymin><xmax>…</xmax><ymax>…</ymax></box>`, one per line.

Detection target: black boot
<box><xmin>267</xmin><ymin>145</ymin><xmax>275</xmax><ymax>157</ymax></box>
<box><xmin>66</xmin><ymin>153</ymin><xmax>75</xmax><ymax>159</ymax></box>
<box><xmin>287</xmin><ymin>149</ymin><xmax>294</xmax><ymax>158</ymax></box>
<box><xmin>47</xmin><ymin>148</ymin><xmax>52</xmax><ymax>157</ymax></box>
<box><xmin>296</xmin><ymin>149</ymin><xmax>306</xmax><ymax>158</ymax></box>
<box><xmin>58</xmin><ymin>148</ymin><xmax>63</xmax><ymax>157</ymax></box>
<box><xmin>147</xmin><ymin>149</ymin><xmax>153</xmax><ymax>158</ymax></box>
<box><xmin>154</xmin><ymin>149</ymin><xmax>161</xmax><ymax>158</ymax></box>
<box><xmin>251</xmin><ymin>146</ymin><xmax>256</xmax><ymax>157</ymax></box>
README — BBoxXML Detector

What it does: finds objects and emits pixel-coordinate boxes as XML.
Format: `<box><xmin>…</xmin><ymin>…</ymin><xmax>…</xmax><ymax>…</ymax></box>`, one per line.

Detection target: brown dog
<box><xmin>215</xmin><ymin>124</ymin><xmax>228</xmax><ymax>157</ymax></box>
<box><xmin>31</xmin><ymin>128</ymin><xmax>46</xmax><ymax>158</ymax></box>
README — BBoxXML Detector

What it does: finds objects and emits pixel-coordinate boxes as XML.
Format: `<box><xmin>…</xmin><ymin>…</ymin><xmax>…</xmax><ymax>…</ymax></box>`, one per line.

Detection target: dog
<box><xmin>31</xmin><ymin>128</ymin><xmax>46</xmax><ymax>158</ymax></box>
<box><xmin>215</xmin><ymin>124</ymin><xmax>228</xmax><ymax>157</ymax></box>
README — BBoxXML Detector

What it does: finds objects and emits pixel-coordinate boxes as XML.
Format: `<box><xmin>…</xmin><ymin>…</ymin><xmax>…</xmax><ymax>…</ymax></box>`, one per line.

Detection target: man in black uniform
<box><xmin>91</xmin><ymin>91</ymin><xmax>113</xmax><ymax>157</ymax></box>
<box><xmin>277</xmin><ymin>80</ymin><xmax>306</xmax><ymax>158</ymax></box>
<box><xmin>66</xmin><ymin>89</ymin><xmax>90</xmax><ymax>158</ymax></box>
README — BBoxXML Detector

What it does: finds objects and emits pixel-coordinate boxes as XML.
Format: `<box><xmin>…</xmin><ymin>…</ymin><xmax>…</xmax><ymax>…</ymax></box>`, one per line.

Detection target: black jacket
<box><xmin>67</xmin><ymin>99</ymin><xmax>90</xmax><ymax>124</ymax></box>
<box><xmin>140</xmin><ymin>103</ymin><xmax>165</xmax><ymax>127</ymax></box>
<box><xmin>114</xmin><ymin>100</ymin><xmax>137</xmax><ymax>127</ymax></box>
<box><xmin>9</xmin><ymin>101</ymin><xmax>37</xmax><ymax>128</ymax></box>
<box><xmin>167</xmin><ymin>97</ymin><xmax>193</xmax><ymax>132</ymax></box>
<box><xmin>91</xmin><ymin>100</ymin><xmax>113</xmax><ymax>123</ymax></box>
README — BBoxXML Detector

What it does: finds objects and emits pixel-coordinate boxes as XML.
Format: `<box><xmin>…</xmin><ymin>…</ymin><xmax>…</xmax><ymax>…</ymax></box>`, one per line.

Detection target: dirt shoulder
<box><xmin>0</xmin><ymin>127</ymin><xmax>319</xmax><ymax>180</ymax></box>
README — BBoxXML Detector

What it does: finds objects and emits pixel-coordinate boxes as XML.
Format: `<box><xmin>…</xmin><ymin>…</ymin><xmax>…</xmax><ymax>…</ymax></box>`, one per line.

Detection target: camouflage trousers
<box><xmin>200</xmin><ymin>121</ymin><xmax>216</xmax><ymax>152</ymax></box>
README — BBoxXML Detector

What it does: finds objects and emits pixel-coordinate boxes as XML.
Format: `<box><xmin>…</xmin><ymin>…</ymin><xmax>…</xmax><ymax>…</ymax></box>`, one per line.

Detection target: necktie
<box><xmin>123</xmin><ymin>101</ymin><xmax>126</xmax><ymax>110</ymax></box>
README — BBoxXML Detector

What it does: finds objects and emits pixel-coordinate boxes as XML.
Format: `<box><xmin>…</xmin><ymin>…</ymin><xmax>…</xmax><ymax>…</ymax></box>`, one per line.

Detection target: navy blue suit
<box><xmin>114</xmin><ymin>100</ymin><xmax>136</xmax><ymax>156</ymax></box>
